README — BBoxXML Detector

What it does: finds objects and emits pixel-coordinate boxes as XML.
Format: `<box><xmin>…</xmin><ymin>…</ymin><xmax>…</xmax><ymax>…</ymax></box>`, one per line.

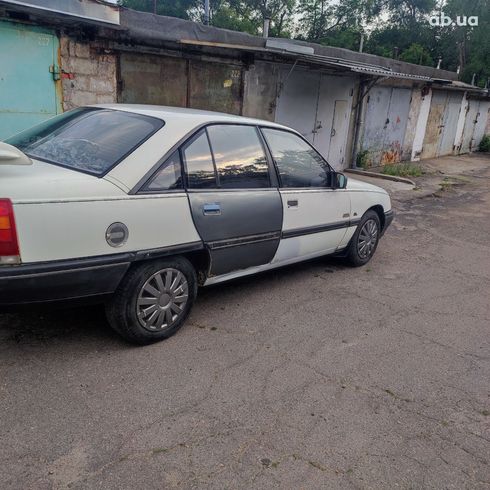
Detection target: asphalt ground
<box><xmin>1</xmin><ymin>154</ymin><xmax>489</xmax><ymax>489</ymax></box>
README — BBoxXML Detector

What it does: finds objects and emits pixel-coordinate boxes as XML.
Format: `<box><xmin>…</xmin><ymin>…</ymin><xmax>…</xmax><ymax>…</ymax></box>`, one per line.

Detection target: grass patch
<box><xmin>381</xmin><ymin>164</ymin><xmax>423</xmax><ymax>177</ymax></box>
<box><xmin>479</xmin><ymin>134</ymin><xmax>490</xmax><ymax>152</ymax></box>
<box><xmin>356</xmin><ymin>150</ymin><xmax>370</xmax><ymax>169</ymax></box>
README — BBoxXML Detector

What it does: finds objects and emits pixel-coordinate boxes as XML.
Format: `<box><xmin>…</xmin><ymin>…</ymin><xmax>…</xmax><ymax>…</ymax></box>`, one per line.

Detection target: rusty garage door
<box><xmin>437</xmin><ymin>92</ymin><xmax>463</xmax><ymax>156</ymax></box>
<box><xmin>360</xmin><ymin>86</ymin><xmax>412</xmax><ymax>166</ymax></box>
<box><xmin>120</xmin><ymin>53</ymin><xmax>187</xmax><ymax>107</ymax></box>
<box><xmin>120</xmin><ymin>53</ymin><xmax>242</xmax><ymax>115</ymax></box>
<box><xmin>421</xmin><ymin>90</ymin><xmax>463</xmax><ymax>159</ymax></box>
<box><xmin>461</xmin><ymin>99</ymin><xmax>490</xmax><ymax>153</ymax></box>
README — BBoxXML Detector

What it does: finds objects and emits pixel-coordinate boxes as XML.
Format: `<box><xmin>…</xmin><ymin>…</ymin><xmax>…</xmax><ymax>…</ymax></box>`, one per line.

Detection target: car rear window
<box><xmin>5</xmin><ymin>108</ymin><xmax>164</xmax><ymax>176</ymax></box>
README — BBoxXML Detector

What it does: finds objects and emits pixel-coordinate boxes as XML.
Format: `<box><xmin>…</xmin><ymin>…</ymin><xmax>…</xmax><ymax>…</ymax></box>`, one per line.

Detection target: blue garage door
<box><xmin>0</xmin><ymin>20</ymin><xmax>61</xmax><ymax>140</ymax></box>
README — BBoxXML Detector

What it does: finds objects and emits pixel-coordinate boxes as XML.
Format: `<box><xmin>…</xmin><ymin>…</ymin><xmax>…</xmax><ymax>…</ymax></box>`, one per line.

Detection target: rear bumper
<box><xmin>0</xmin><ymin>255</ymin><xmax>131</xmax><ymax>307</ymax></box>
<box><xmin>0</xmin><ymin>241</ymin><xmax>204</xmax><ymax>308</ymax></box>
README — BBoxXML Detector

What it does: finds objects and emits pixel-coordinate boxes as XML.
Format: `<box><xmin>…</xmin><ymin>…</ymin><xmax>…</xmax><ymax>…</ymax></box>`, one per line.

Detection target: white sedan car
<box><xmin>0</xmin><ymin>105</ymin><xmax>393</xmax><ymax>344</ymax></box>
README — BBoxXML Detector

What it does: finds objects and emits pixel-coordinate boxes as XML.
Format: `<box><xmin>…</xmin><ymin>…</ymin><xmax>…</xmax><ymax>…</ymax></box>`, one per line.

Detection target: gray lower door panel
<box><xmin>187</xmin><ymin>189</ymin><xmax>283</xmax><ymax>275</ymax></box>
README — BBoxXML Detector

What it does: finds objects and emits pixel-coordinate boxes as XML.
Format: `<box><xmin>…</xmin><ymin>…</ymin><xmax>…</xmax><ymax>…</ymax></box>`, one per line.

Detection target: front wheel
<box><xmin>106</xmin><ymin>257</ymin><xmax>197</xmax><ymax>345</ymax></box>
<box><xmin>345</xmin><ymin>210</ymin><xmax>381</xmax><ymax>267</ymax></box>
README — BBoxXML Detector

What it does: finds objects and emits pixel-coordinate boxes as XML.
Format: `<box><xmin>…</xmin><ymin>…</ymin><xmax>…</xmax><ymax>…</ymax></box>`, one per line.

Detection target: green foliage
<box><xmin>118</xmin><ymin>0</ymin><xmax>197</xmax><ymax>19</ymax></box>
<box><xmin>479</xmin><ymin>135</ymin><xmax>490</xmax><ymax>153</ymax></box>
<box><xmin>382</xmin><ymin>164</ymin><xmax>423</xmax><ymax>177</ymax></box>
<box><xmin>356</xmin><ymin>150</ymin><xmax>370</xmax><ymax>169</ymax></box>
<box><xmin>400</xmin><ymin>43</ymin><xmax>433</xmax><ymax>66</ymax></box>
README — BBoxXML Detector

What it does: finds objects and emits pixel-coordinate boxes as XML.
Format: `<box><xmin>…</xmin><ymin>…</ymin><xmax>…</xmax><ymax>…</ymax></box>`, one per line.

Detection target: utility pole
<box><xmin>152</xmin><ymin>0</ymin><xmax>157</xmax><ymax>14</ymax></box>
<box><xmin>204</xmin><ymin>0</ymin><xmax>210</xmax><ymax>25</ymax></box>
<box><xmin>263</xmin><ymin>17</ymin><xmax>270</xmax><ymax>37</ymax></box>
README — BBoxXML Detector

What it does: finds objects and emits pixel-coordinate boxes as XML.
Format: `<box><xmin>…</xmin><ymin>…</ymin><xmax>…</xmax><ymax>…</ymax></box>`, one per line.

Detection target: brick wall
<box><xmin>60</xmin><ymin>36</ymin><xmax>117</xmax><ymax>111</ymax></box>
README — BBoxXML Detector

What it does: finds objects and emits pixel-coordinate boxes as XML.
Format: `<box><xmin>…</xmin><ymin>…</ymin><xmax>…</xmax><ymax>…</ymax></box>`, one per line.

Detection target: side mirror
<box><xmin>334</xmin><ymin>172</ymin><xmax>347</xmax><ymax>189</ymax></box>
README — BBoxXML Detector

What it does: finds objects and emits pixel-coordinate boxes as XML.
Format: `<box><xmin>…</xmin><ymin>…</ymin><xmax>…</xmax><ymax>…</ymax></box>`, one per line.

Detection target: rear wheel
<box><xmin>106</xmin><ymin>257</ymin><xmax>197</xmax><ymax>344</ymax></box>
<box><xmin>345</xmin><ymin>210</ymin><xmax>381</xmax><ymax>267</ymax></box>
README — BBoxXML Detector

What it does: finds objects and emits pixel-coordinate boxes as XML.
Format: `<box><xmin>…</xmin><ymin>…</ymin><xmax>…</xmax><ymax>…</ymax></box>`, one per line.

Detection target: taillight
<box><xmin>0</xmin><ymin>199</ymin><xmax>20</xmax><ymax>264</ymax></box>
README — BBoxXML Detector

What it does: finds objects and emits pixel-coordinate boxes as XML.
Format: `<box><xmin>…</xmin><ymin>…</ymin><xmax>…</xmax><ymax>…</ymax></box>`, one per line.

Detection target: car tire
<box><xmin>345</xmin><ymin>210</ymin><xmax>381</xmax><ymax>267</ymax></box>
<box><xmin>106</xmin><ymin>256</ymin><xmax>197</xmax><ymax>345</ymax></box>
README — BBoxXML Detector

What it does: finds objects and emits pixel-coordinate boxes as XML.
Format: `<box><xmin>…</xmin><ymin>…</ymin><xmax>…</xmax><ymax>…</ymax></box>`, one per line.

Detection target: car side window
<box><xmin>206</xmin><ymin>125</ymin><xmax>270</xmax><ymax>188</ymax></box>
<box><xmin>144</xmin><ymin>151</ymin><xmax>183</xmax><ymax>191</ymax></box>
<box><xmin>182</xmin><ymin>130</ymin><xmax>217</xmax><ymax>189</ymax></box>
<box><xmin>261</xmin><ymin>128</ymin><xmax>332</xmax><ymax>188</ymax></box>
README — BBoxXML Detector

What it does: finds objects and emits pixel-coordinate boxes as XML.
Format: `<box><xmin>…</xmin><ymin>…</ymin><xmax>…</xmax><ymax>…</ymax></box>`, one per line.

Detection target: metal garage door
<box><xmin>361</xmin><ymin>86</ymin><xmax>411</xmax><ymax>166</ymax></box>
<box><xmin>120</xmin><ymin>54</ymin><xmax>243</xmax><ymax>115</ymax></box>
<box><xmin>471</xmin><ymin>101</ymin><xmax>490</xmax><ymax>151</ymax></box>
<box><xmin>437</xmin><ymin>92</ymin><xmax>463</xmax><ymax>156</ymax></box>
<box><xmin>421</xmin><ymin>90</ymin><xmax>463</xmax><ymax>159</ymax></box>
<box><xmin>460</xmin><ymin>99</ymin><xmax>480</xmax><ymax>153</ymax></box>
<box><xmin>421</xmin><ymin>91</ymin><xmax>446</xmax><ymax>159</ymax></box>
<box><xmin>120</xmin><ymin>53</ymin><xmax>187</xmax><ymax>107</ymax></box>
<box><xmin>0</xmin><ymin>20</ymin><xmax>61</xmax><ymax>140</ymax></box>
<box><xmin>274</xmin><ymin>69</ymin><xmax>355</xmax><ymax>169</ymax></box>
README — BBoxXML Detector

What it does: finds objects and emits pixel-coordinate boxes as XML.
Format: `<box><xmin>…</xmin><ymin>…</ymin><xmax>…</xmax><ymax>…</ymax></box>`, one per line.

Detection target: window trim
<box><xmin>181</xmin><ymin>128</ymin><xmax>219</xmax><ymax>190</ymax></box>
<box><xmin>139</xmin><ymin>150</ymin><xmax>185</xmax><ymax>193</ymax></box>
<box><xmin>13</xmin><ymin>108</ymin><xmax>165</xmax><ymax>178</ymax></box>
<box><xmin>134</xmin><ymin>121</ymin><xmax>283</xmax><ymax>195</ymax></box>
<box><xmin>259</xmin><ymin>126</ymin><xmax>334</xmax><ymax>190</ymax></box>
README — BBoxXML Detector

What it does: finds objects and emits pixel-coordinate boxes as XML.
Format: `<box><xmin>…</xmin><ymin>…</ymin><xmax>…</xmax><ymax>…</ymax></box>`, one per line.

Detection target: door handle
<box><xmin>203</xmin><ymin>203</ymin><xmax>221</xmax><ymax>216</ymax></box>
<box><xmin>287</xmin><ymin>200</ymin><xmax>298</xmax><ymax>208</ymax></box>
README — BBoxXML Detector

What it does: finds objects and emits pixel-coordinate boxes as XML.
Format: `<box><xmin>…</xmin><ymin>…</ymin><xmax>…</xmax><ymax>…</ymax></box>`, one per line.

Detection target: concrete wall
<box><xmin>60</xmin><ymin>36</ymin><xmax>117</xmax><ymax>111</ymax></box>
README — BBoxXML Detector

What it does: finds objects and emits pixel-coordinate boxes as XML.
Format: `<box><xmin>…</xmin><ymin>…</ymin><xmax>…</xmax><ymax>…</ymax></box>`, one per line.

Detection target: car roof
<box><xmin>89</xmin><ymin>104</ymin><xmax>292</xmax><ymax>131</ymax></box>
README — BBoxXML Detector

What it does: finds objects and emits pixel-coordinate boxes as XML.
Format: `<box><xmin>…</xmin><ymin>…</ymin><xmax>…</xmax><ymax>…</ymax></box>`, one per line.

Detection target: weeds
<box><xmin>381</xmin><ymin>164</ymin><xmax>423</xmax><ymax>177</ymax></box>
<box><xmin>479</xmin><ymin>134</ymin><xmax>490</xmax><ymax>153</ymax></box>
<box><xmin>356</xmin><ymin>150</ymin><xmax>370</xmax><ymax>169</ymax></box>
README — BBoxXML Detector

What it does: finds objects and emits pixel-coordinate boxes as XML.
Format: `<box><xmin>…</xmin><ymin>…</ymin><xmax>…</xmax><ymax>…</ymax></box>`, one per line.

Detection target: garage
<box><xmin>360</xmin><ymin>85</ymin><xmax>412</xmax><ymax>167</ymax></box>
<box><xmin>119</xmin><ymin>52</ymin><xmax>243</xmax><ymax>115</ymax></box>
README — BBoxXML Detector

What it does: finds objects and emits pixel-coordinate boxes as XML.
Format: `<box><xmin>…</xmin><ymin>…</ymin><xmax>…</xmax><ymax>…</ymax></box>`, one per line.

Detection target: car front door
<box><xmin>184</xmin><ymin>124</ymin><xmax>283</xmax><ymax>276</ymax></box>
<box><xmin>260</xmin><ymin>127</ymin><xmax>351</xmax><ymax>264</ymax></box>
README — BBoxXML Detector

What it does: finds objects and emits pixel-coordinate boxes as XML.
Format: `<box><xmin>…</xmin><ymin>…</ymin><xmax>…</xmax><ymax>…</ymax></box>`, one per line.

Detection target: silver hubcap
<box><xmin>137</xmin><ymin>268</ymin><xmax>189</xmax><ymax>332</ymax></box>
<box><xmin>357</xmin><ymin>219</ymin><xmax>378</xmax><ymax>259</ymax></box>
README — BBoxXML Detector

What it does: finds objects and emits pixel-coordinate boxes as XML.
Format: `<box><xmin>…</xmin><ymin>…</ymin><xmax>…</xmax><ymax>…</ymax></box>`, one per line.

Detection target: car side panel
<box><xmin>187</xmin><ymin>189</ymin><xmax>283</xmax><ymax>276</ymax></box>
<box><xmin>336</xmin><ymin>190</ymin><xmax>392</xmax><ymax>249</ymax></box>
<box><xmin>13</xmin><ymin>194</ymin><xmax>201</xmax><ymax>263</ymax></box>
<box><xmin>272</xmin><ymin>188</ymin><xmax>351</xmax><ymax>263</ymax></box>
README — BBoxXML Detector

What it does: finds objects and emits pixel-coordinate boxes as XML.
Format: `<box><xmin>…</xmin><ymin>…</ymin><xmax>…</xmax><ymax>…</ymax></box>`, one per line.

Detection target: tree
<box><xmin>439</xmin><ymin>0</ymin><xmax>490</xmax><ymax>86</ymax></box>
<box><xmin>295</xmin><ymin>0</ymin><xmax>381</xmax><ymax>45</ymax></box>
<box><xmin>118</xmin><ymin>0</ymin><xmax>198</xmax><ymax>19</ymax></box>
<box><xmin>400</xmin><ymin>43</ymin><xmax>434</xmax><ymax>65</ymax></box>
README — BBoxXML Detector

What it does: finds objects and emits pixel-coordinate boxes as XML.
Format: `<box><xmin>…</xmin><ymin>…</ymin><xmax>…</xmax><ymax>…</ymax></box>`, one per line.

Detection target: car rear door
<box><xmin>184</xmin><ymin>124</ymin><xmax>283</xmax><ymax>276</ymax></box>
<box><xmin>260</xmin><ymin>127</ymin><xmax>351</xmax><ymax>264</ymax></box>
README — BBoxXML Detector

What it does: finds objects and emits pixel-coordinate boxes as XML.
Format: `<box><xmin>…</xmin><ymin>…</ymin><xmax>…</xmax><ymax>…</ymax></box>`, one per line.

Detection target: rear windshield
<box><xmin>5</xmin><ymin>108</ymin><xmax>164</xmax><ymax>176</ymax></box>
